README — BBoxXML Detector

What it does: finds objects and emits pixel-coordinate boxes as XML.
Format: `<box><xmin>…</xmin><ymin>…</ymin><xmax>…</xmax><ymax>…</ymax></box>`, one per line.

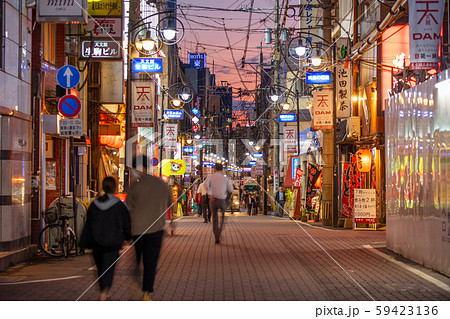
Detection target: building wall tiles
<box><xmin>4</xmin><ymin>3</ymin><xmax>19</xmax><ymax>44</ymax></box>
<box><xmin>4</xmin><ymin>38</ymin><xmax>19</xmax><ymax>78</ymax></box>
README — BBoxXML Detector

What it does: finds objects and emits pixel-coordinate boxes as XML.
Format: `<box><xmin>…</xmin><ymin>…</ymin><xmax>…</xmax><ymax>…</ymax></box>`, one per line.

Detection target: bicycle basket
<box><xmin>44</xmin><ymin>208</ymin><xmax>57</xmax><ymax>224</ymax></box>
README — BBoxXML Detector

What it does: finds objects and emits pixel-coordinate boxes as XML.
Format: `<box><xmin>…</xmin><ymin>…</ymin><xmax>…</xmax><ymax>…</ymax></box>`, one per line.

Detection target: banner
<box><xmin>283</xmin><ymin>126</ymin><xmax>297</xmax><ymax>152</ymax></box>
<box><xmin>409</xmin><ymin>0</ymin><xmax>445</xmax><ymax>70</ymax></box>
<box><xmin>336</xmin><ymin>64</ymin><xmax>351</xmax><ymax>119</ymax></box>
<box><xmin>342</xmin><ymin>163</ymin><xmax>352</xmax><ymax>218</ymax></box>
<box><xmin>312</xmin><ymin>90</ymin><xmax>333</xmax><ymax>130</ymax></box>
<box><xmin>305</xmin><ymin>163</ymin><xmax>322</xmax><ymax>210</ymax></box>
<box><xmin>163</xmin><ymin>124</ymin><xmax>178</xmax><ymax>152</ymax></box>
<box><xmin>294</xmin><ymin>168</ymin><xmax>303</xmax><ymax>187</ymax></box>
<box><xmin>131</xmin><ymin>81</ymin><xmax>155</xmax><ymax>127</ymax></box>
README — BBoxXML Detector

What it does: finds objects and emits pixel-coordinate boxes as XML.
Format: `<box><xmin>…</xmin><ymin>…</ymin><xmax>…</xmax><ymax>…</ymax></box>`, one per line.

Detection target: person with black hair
<box><xmin>127</xmin><ymin>155</ymin><xmax>172</xmax><ymax>301</ymax></box>
<box><xmin>79</xmin><ymin>176</ymin><xmax>132</xmax><ymax>301</ymax></box>
<box><xmin>205</xmin><ymin>163</ymin><xmax>233</xmax><ymax>244</ymax></box>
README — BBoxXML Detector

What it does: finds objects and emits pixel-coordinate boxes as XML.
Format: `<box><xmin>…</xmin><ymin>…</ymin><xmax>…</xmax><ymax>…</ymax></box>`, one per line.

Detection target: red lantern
<box><xmin>356</xmin><ymin>149</ymin><xmax>372</xmax><ymax>172</ymax></box>
<box><xmin>99</xmin><ymin>135</ymin><xmax>124</xmax><ymax>149</ymax></box>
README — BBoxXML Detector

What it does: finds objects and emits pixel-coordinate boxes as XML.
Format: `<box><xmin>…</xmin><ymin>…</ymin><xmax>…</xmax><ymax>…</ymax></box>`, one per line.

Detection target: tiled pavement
<box><xmin>0</xmin><ymin>212</ymin><xmax>449</xmax><ymax>301</ymax></box>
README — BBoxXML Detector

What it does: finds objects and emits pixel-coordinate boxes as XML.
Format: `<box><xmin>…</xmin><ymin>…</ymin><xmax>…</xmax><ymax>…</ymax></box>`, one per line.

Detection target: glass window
<box><xmin>43</xmin><ymin>23</ymin><xmax>56</xmax><ymax>64</ymax></box>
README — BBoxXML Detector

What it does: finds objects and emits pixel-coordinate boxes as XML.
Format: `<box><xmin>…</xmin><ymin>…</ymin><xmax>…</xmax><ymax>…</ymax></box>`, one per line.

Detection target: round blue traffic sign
<box><xmin>184</xmin><ymin>177</ymin><xmax>190</xmax><ymax>182</ymax></box>
<box><xmin>57</xmin><ymin>65</ymin><xmax>80</xmax><ymax>89</ymax></box>
<box><xmin>151</xmin><ymin>157</ymin><xmax>159</xmax><ymax>166</ymax></box>
<box><xmin>58</xmin><ymin>94</ymin><xmax>81</xmax><ymax>118</ymax></box>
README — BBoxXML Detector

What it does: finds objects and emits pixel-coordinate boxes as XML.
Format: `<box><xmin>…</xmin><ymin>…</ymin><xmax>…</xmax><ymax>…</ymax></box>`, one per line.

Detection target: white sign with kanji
<box><xmin>164</xmin><ymin>123</ymin><xmax>178</xmax><ymax>152</ymax></box>
<box><xmin>409</xmin><ymin>0</ymin><xmax>445</xmax><ymax>70</ymax></box>
<box><xmin>60</xmin><ymin>119</ymin><xmax>83</xmax><ymax>137</ymax></box>
<box><xmin>184</xmin><ymin>156</ymin><xmax>192</xmax><ymax>174</ymax></box>
<box><xmin>336</xmin><ymin>64</ymin><xmax>351</xmax><ymax>119</ymax></box>
<box><xmin>312</xmin><ymin>90</ymin><xmax>333</xmax><ymax>130</ymax></box>
<box><xmin>283</xmin><ymin>126</ymin><xmax>297</xmax><ymax>153</ymax></box>
<box><xmin>131</xmin><ymin>81</ymin><xmax>154</xmax><ymax>128</ymax></box>
<box><xmin>353</xmin><ymin>189</ymin><xmax>376</xmax><ymax>224</ymax></box>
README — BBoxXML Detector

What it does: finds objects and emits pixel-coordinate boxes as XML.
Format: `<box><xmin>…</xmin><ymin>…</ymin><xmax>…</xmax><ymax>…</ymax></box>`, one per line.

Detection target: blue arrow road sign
<box><xmin>57</xmin><ymin>65</ymin><xmax>80</xmax><ymax>89</ymax></box>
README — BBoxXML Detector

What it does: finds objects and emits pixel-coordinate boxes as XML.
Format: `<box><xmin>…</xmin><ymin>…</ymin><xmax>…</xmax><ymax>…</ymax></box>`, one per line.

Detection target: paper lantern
<box><xmin>98</xmin><ymin>135</ymin><xmax>124</xmax><ymax>149</ymax></box>
<box><xmin>356</xmin><ymin>149</ymin><xmax>372</xmax><ymax>172</ymax></box>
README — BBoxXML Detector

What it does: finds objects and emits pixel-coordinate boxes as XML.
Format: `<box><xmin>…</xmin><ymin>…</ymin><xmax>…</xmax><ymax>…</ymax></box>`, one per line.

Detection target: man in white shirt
<box><xmin>197</xmin><ymin>180</ymin><xmax>210</xmax><ymax>223</ymax></box>
<box><xmin>205</xmin><ymin>163</ymin><xmax>233</xmax><ymax>244</ymax></box>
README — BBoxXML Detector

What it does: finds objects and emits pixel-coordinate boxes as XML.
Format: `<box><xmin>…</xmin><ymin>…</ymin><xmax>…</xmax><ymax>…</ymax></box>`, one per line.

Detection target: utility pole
<box><xmin>273</xmin><ymin>0</ymin><xmax>281</xmax><ymax>216</ymax></box>
<box><xmin>321</xmin><ymin>0</ymin><xmax>335</xmax><ymax>226</ymax></box>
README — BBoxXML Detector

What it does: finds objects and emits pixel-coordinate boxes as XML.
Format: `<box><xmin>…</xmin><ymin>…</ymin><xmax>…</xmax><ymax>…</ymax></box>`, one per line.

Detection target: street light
<box><xmin>124</xmin><ymin>10</ymin><xmax>186</xmax><ymax>189</ymax></box>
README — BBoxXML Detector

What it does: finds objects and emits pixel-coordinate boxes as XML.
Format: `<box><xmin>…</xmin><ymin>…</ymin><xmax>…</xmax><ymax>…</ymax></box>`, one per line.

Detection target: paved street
<box><xmin>0</xmin><ymin>212</ymin><xmax>449</xmax><ymax>301</ymax></box>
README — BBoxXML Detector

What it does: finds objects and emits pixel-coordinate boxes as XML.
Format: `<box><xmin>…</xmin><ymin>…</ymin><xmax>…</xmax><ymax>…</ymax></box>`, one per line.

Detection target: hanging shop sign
<box><xmin>80</xmin><ymin>38</ymin><xmax>122</xmax><ymax>60</ymax></box>
<box><xmin>342</xmin><ymin>163</ymin><xmax>352</xmax><ymax>219</ymax></box>
<box><xmin>353</xmin><ymin>189</ymin><xmax>376</xmax><ymax>224</ymax></box>
<box><xmin>131</xmin><ymin>81</ymin><xmax>155</xmax><ymax>128</ymax></box>
<box><xmin>163</xmin><ymin>123</ymin><xmax>178</xmax><ymax>152</ymax></box>
<box><xmin>183</xmin><ymin>146</ymin><xmax>194</xmax><ymax>153</ymax></box>
<box><xmin>409</xmin><ymin>0</ymin><xmax>445</xmax><ymax>70</ymax></box>
<box><xmin>255</xmin><ymin>159</ymin><xmax>263</xmax><ymax>176</ymax></box>
<box><xmin>336</xmin><ymin>64</ymin><xmax>351</xmax><ymax>119</ymax></box>
<box><xmin>161</xmin><ymin>159</ymin><xmax>186</xmax><ymax>176</ymax></box>
<box><xmin>60</xmin><ymin>119</ymin><xmax>83</xmax><ymax>137</ymax></box>
<box><xmin>306</xmin><ymin>71</ymin><xmax>332</xmax><ymax>84</ymax></box>
<box><xmin>312</xmin><ymin>90</ymin><xmax>333</xmax><ymax>130</ymax></box>
<box><xmin>38</xmin><ymin>0</ymin><xmax>88</xmax><ymax>22</ymax></box>
<box><xmin>132</xmin><ymin>58</ymin><xmax>164</xmax><ymax>73</ymax></box>
<box><xmin>165</xmin><ymin>109</ymin><xmax>183</xmax><ymax>119</ymax></box>
<box><xmin>88</xmin><ymin>0</ymin><xmax>122</xmax><ymax>17</ymax></box>
<box><xmin>278</xmin><ymin>113</ymin><xmax>296</xmax><ymax>122</ymax></box>
<box><xmin>85</xmin><ymin>18</ymin><xmax>122</xmax><ymax>37</ymax></box>
<box><xmin>283</xmin><ymin>126</ymin><xmax>297</xmax><ymax>153</ymax></box>
<box><xmin>253</xmin><ymin>152</ymin><xmax>263</xmax><ymax>158</ymax></box>
<box><xmin>292</xmin><ymin>157</ymin><xmax>299</xmax><ymax>179</ymax></box>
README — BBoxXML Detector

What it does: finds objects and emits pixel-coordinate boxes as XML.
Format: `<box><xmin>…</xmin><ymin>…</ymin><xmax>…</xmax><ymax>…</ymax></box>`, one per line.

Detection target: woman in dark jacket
<box><xmin>80</xmin><ymin>176</ymin><xmax>132</xmax><ymax>301</ymax></box>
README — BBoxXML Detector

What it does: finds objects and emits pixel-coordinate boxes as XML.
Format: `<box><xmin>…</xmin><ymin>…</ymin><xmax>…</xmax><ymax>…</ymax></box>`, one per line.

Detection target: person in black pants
<box><xmin>127</xmin><ymin>155</ymin><xmax>173</xmax><ymax>301</ymax></box>
<box><xmin>80</xmin><ymin>177</ymin><xmax>132</xmax><ymax>301</ymax></box>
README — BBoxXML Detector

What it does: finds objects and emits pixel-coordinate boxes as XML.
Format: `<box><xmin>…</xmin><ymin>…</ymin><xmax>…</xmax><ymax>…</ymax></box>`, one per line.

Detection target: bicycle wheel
<box><xmin>39</xmin><ymin>224</ymin><xmax>64</xmax><ymax>257</ymax></box>
<box><xmin>64</xmin><ymin>228</ymin><xmax>76</xmax><ymax>258</ymax></box>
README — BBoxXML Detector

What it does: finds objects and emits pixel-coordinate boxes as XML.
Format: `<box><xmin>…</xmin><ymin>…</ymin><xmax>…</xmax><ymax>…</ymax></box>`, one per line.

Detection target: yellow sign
<box><xmin>161</xmin><ymin>159</ymin><xmax>186</xmax><ymax>176</ymax></box>
<box><xmin>88</xmin><ymin>0</ymin><xmax>122</xmax><ymax>17</ymax></box>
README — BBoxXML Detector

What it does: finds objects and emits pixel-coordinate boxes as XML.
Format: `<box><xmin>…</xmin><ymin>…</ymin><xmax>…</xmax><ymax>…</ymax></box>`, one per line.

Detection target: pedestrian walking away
<box><xmin>205</xmin><ymin>163</ymin><xmax>233</xmax><ymax>244</ymax></box>
<box><xmin>79</xmin><ymin>176</ymin><xmax>132</xmax><ymax>301</ymax></box>
<box><xmin>198</xmin><ymin>179</ymin><xmax>211</xmax><ymax>223</ymax></box>
<box><xmin>126</xmin><ymin>155</ymin><xmax>173</xmax><ymax>301</ymax></box>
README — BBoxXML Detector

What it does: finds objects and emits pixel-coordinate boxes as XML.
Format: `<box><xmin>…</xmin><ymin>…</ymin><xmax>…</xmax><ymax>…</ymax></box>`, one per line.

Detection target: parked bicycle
<box><xmin>39</xmin><ymin>204</ymin><xmax>77</xmax><ymax>258</ymax></box>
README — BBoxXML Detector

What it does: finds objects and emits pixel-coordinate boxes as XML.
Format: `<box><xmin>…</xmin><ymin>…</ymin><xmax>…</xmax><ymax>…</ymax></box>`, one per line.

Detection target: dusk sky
<box><xmin>176</xmin><ymin>1</ymin><xmax>301</xmax><ymax>93</ymax></box>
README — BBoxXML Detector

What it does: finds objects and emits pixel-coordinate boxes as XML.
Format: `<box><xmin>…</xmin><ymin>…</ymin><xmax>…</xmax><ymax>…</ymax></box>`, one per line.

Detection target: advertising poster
<box><xmin>131</xmin><ymin>81</ymin><xmax>155</xmax><ymax>127</ymax></box>
<box><xmin>46</xmin><ymin>161</ymin><xmax>57</xmax><ymax>190</ymax></box>
<box><xmin>354</xmin><ymin>189</ymin><xmax>377</xmax><ymax>224</ymax></box>
<box><xmin>161</xmin><ymin>159</ymin><xmax>186</xmax><ymax>176</ymax></box>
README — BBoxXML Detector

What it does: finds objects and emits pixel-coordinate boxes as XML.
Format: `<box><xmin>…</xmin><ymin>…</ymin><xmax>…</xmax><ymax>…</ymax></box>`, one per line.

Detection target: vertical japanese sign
<box><xmin>184</xmin><ymin>156</ymin><xmax>192</xmax><ymax>174</ymax></box>
<box><xmin>305</xmin><ymin>163</ymin><xmax>322</xmax><ymax>210</ymax></box>
<box><xmin>283</xmin><ymin>126</ymin><xmax>297</xmax><ymax>153</ymax></box>
<box><xmin>294</xmin><ymin>168</ymin><xmax>303</xmax><ymax>187</ymax></box>
<box><xmin>164</xmin><ymin>124</ymin><xmax>178</xmax><ymax>152</ymax></box>
<box><xmin>131</xmin><ymin>81</ymin><xmax>154</xmax><ymax>128</ymax></box>
<box><xmin>342</xmin><ymin>163</ymin><xmax>352</xmax><ymax>218</ymax></box>
<box><xmin>336</xmin><ymin>64</ymin><xmax>351</xmax><ymax>118</ymax></box>
<box><xmin>312</xmin><ymin>90</ymin><xmax>333</xmax><ymax>130</ymax></box>
<box><xmin>353</xmin><ymin>189</ymin><xmax>376</xmax><ymax>224</ymax></box>
<box><xmin>409</xmin><ymin>0</ymin><xmax>445</xmax><ymax>70</ymax></box>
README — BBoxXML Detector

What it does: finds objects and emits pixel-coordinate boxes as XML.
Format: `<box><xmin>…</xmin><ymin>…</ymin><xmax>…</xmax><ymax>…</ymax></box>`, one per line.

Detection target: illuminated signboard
<box><xmin>306</xmin><ymin>71</ymin><xmax>332</xmax><ymax>84</ymax></box>
<box><xmin>191</xmin><ymin>154</ymin><xmax>199</xmax><ymax>159</ymax></box>
<box><xmin>188</xmin><ymin>53</ymin><xmax>207</xmax><ymax>69</ymax></box>
<box><xmin>292</xmin><ymin>157</ymin><xmax>299</xmax><ymax>179</ymax></box>
<box><xmin>203</xmin><ymin>161</ymin><xmax>215</xmax><ymax>166</ymax></box>
<box><xmin>80</xmin><ymin>39</ymin><xmax>122</xmax><ymax>59</ymax></box>
<box><xmin>165</xmin><ymin>109</ymin><xmax>183</xmax><ymax>119</ymax></box>
<box><xmin>88</xmin><ymin>0</ymin><xmax>122</xmax><ymax>17</ymax></box>
<box><xmin>249</xmin><ymin>161</ymin><xmax>256</xmax><ymax>166</ymax></box>
<box><xmin>38</xmin><ymin>0</ymin><xmax>88</xmax><ymax>22</ymax></box>
<box><xmin>279</xmin><ymin>113</ymin><xmax>296</xmax><ymax>122</ymax></box>
<box><xmin>132</xmin><ymin>58</ymin><xmax>163</xmax><ymax>73</ymax></box>
<box><xmin>183</xmin><ymin>146</ymin><xmax>194</xmax><ymax>153</ymax></box>
<box><xmin>253</xmin><ymin>153</ymin><xmax>263</xmax><ymax>158</ymax></box>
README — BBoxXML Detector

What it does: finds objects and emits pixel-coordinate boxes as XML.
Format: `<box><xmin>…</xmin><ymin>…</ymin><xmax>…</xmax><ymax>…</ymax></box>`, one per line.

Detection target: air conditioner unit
<box><xmin>347</xmin><ymin>116</ymin><xmax>360</xmax><ymax>140</ymax></box>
